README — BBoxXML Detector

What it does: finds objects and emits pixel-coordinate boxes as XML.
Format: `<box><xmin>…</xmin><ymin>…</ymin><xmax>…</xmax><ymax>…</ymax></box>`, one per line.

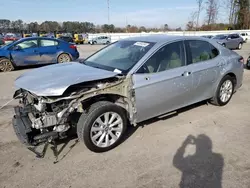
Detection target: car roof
<box><xmin>120</xmin><ymin>34</ymin><xmax>211</xmax><ymax>44</ymax></box>
<box><xmin>19</xmin><ymin>37</ymin><xmax>58</xmax><ymax>41</ymax></box>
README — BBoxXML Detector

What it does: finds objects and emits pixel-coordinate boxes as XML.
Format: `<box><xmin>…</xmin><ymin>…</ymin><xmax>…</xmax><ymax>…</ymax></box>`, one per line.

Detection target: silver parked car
<box><xmin>12</xmin><ymin>35</ymin><xmax>244</xmax><ymax>153</ymax></box>
<box><xmin>212</xmin><ymin>33</ymin><xmax>244</xmax><ymax>50</ymax></box>
<box><xmin>88</xmin><ymin>36</ymin><xmax>111</xmax><ymax>45</ymax></box>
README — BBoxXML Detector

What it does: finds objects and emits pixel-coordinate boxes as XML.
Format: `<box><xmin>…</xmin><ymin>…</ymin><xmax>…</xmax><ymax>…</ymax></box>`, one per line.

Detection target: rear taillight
<box><xmin>239</xmin><ymin>56</ymin><xmax>244</xmax><ymax>64</ymax></box>
<box><xmin>69</xmin><ymin>44</ymin><xmax>77</xmax><ymax>49</ymax></box>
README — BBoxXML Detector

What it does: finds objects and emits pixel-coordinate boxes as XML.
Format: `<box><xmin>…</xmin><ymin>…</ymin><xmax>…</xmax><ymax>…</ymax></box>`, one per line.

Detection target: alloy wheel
<box><xmin>58</xmin><ymin>54</ymin><xmax>71</xmax><ymax>63</ymax></box>
<box><xmin>219</xmin><ymin>80</ymin><xmax>233</xmax><ymax>103</ymax></box>
<box><xmin>90</xmin><ymin>112</ymin><xmax>123</xmax><ymax>148</ymax></box>
<box><xmin>0</xmin><ymin>59</ymin><xmax>14</xmax><ymax>72</ymax></box>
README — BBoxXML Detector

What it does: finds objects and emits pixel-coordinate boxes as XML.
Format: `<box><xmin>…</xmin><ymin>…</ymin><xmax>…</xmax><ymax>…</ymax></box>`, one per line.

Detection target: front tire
<box><xmin>237</xmin><ymin>42</ymin><xmax>242</xmax><ymax>50</ymax></box>
<box><xmin>77</xmin><ymin>101</ymin><xmax>127</xmax><ymax>153</ymax></box>
<box><xmin>210</xmin><ymin>75</ymin><xmax>235</xmax><ymax>106</ymax></box>
<box><xmin>0</xmin><ymin>58</ymin><xmax>14</xmax><ymax>72</ymax></box>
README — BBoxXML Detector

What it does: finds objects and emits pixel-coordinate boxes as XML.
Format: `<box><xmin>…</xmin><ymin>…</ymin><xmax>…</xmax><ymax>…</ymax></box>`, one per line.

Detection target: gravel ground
<box><xmin>0</xmin><ymin>43</ymin><xmax>250</xmax><ymax>188</ymax></box>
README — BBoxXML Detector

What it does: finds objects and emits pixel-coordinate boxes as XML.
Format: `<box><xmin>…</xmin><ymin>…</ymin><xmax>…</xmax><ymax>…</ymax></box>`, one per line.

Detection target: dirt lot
<box><xmin>0</xmin><ymin>43</ymin><xmax>250</xmax><ymax>188</ymax></box>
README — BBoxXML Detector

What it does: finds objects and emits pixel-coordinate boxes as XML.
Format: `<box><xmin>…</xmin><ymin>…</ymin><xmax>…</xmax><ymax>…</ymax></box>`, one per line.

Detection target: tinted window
<box><xmin>186</xmin><ymin>40</ymin><xmax>219</xmax><ymax>64</ymax></box>
<box><xmin>231</xmin><ymin>34</ymin><xmax>239</xmax><ymax>39</ymax></box>
<box><xmin>40</xmin><ymin>39</ymin><xmax>58</xmax><ymax>47</ymax></box>
<box><xmin>15</xmin><ymin>40</ymin><xmax>38</xmax><ymax>49</ymax></box>
<box><xmin>213</xmin><ymin>35</ymin><xmax>227</xmax><ymax>39</ymax></box>
<box><xmin>137</xmin><ymin>41</ymin><xmax>185</xmax><ymax>74</ymax></box>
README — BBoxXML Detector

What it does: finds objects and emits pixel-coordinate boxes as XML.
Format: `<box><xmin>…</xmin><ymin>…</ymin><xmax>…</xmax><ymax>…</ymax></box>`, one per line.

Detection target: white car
<box><xmin>239</xmin><ymin>32</ymin><xmax>248</xmax><ymax>43</ymax></box>
<box><xmin>88</xmin><ymin>36</ymin><xmax>111</xmax><ymax>45</ymax></box>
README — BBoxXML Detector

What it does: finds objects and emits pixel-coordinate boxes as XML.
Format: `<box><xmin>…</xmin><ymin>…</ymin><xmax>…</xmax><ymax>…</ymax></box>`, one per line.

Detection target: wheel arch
<box><xmin>81</xmin><ymin>93</ymin><xmax>129</xmax><ymax>110</ymax></box>
<box><xmin>79</xmin><ymin>94</ymin><xmax>132</xmax><ymax>122</ymax></box>
<box><xmin>56</xmin><ymin>52</ymin><xmax>73</xmax><ymax>63</ymax></box>
<box><xmin>225</xmin><ymin>72</ymin><xmax>237</xmax><ymax>87</ymax></box>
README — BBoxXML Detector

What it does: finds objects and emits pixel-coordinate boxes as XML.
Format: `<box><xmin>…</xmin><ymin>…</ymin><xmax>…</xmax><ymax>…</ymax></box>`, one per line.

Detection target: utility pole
<box><xmin>107</xmin><ymin>0</ymin><xmax>110</xmax><ymax>25</ymax></box>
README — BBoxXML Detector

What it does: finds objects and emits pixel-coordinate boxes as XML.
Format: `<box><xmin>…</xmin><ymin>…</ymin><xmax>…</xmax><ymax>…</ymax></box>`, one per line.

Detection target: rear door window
<box><xmin>185</xmin><ymin>40</ymin><xmax>219</xmax><ymax>64</ymax></box>
<box><xmin>15</xmin><ymin>39</ymin><xmax>38</xmax><ymax>49</ymax></box>
<box><xmin>40</xmin><ymin>39</ymin><xmax>58</xmax><ymax>47</ymax></box>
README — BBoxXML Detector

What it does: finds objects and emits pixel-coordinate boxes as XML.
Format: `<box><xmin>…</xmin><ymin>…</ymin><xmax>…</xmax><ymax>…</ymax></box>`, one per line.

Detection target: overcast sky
<box><xmin>1</xmin><ymin>0</ymin><xmax>229</xmax><ymax>28</ymax></box>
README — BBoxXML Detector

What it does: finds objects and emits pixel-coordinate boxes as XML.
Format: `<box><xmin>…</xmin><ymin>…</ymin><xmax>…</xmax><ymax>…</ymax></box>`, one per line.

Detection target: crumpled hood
<box><xmin>15</xmin><ymin>62</ymin><xmax>118</xmax><ymax>96</ymax></box>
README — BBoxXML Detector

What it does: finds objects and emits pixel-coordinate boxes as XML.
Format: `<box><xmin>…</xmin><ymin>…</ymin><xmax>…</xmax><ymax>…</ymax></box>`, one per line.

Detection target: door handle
<box><xmin>33</xmin><ymin>49</ymin><xmax>38</xmax><ymax>52</ymax></box>
<box><xmin>144</xmin><ymin>76</ymin><xmax>150</xmax><ymax>81</ymax></box>
<box><xmin>182</xmin><ymin>71</ymin><xmax>191</xmax><ymax>77</ymax></box>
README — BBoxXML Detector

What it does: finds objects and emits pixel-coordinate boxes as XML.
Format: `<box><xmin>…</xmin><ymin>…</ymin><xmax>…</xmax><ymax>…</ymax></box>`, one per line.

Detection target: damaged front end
<box><xmin>12</xmin><ymin>75</ymin><xmax>136</xmax><ymax>148</ymax></box>
<box><xmin>12</xmin><ymin>89</ymin><xmax>76</xmax><ymax>146</ymax></box>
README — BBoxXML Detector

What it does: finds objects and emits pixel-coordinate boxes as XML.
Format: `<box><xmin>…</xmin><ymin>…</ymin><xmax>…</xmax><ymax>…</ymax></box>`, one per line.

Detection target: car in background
<box><xmin>238</xmin><ymin>32</ymin><xmax>248</xmax><ymax>43</ymax></box>
<box><xmin>58</xmin><ymin>36</ymin><xmax>74</xmax><ymax>43</ymax></box>
<box><xmin>12</xmin><ymin>35</ymin><xmax>244</xmax><ymax>153</ymax></box>
<box><xmin>212</xmin><ymin>33</ymin><xmax>244</xmax><ymax>50</ymax></box>
<box><xmin>3</xmin><ymin>33</ymin><xmax>20</xmax><ymax>43</ymax></box>
<box><xmin>0</xmin><ymin>37</ymin><xmax>79</xmax><ymax>72</ymax></box>
<box><xmin>73</xmin><ymin>34</ymin><xmax>84</xmax><ymax>44</ymax></box>
<box><xmin>0</xmin><ymin>35</ymin><xmax>4</xmax><ymax>46</ymax></box>
<box><xmin>201</xmin><ymin>35</ymin><xmax>214</xmax><ymax>39</ymax></box>
<box><xmin>88</xmin><ymin>36</ymin><xmax>111</xmax><ymax>45</ymax></box>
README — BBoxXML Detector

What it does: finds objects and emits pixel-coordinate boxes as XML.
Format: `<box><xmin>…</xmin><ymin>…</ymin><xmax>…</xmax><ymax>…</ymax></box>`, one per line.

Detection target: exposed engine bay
<box><xmin>12</xmin><ymin>75</ymin><xmax>136</xmax><ymax>148</ymax></box>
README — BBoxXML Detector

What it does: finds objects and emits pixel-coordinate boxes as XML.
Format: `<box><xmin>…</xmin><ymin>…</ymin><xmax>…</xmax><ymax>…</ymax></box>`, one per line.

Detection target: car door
<box><xmin>38</xmin><ymin>38</ymin><xmax>60</xmax><ymax>64</ymax></box>
<box><xmin>234</xmin><ymin>34</ymin><xmax>242</xmax><ymax>46</ymax></box>
<box><xmin>231</xmin><ymin>34</ymin><xmax>241</xmax><ymax>49</ymax></box>
<box><xmin>132</xmin><ymin>41</ymin><xmax>194</xmax><ymax>123</ymax></box>
<box><xmin>184</xmin><ymin>40</ymin><xmax>220</xmax><ymax>102</ymax></box>
<box><xmin>226</xmin><ymin>34</ymin><xmax>235</xmax><ymax>49</ymax></box>
<box><xmin>10</xmin><ymin>39</ymin><xmax>40</xmax><ymax>66</ymax></box>
<box><xmin>97</xmin><ymin>36</ymin><xmax>103</xmax><ymax>44</ymax></box>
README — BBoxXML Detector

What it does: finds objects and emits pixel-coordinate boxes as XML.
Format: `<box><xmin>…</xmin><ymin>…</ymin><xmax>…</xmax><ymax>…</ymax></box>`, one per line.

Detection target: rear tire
<box><xmin>210</xmin><ymin>75</ymin><xmax>235</xmax><ymax>106</ymax></box>
<box><xmin>0</xmin><ymin>58</ymin><xmax>14</xmax><ymax>72</ymax></box>
<box><xmin>77</xmin><ymin>101</ymin><xmax>127</xmax><ymax>153</ymax></box>
<box><xmin>57</xmin><ymin>53</ymin><xmax>71</xmax><ymax>63</ymax></box>
<box><xmin>237</xmin><ymin>42</ymin><xmax>242</xmax><ymax>50</ymax></box>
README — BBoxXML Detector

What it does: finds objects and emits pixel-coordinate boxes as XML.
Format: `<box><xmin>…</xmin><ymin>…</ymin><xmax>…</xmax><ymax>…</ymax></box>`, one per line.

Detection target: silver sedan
<box><xmin>13</xmin><ymin>35</ymin><xmax>244</xmax><ymax>153</ymax></box>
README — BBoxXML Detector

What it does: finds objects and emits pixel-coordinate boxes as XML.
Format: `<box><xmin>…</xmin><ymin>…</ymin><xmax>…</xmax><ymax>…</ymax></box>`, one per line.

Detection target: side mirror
<box><xmin>13</xmin><ymin>45</ymin><xmax>21</xmax><ymax>50</ymax></box>
<box><xmin>227</xmin><ymin>37</ymin><xmax>231</xmax><ymax>40</ymax></box>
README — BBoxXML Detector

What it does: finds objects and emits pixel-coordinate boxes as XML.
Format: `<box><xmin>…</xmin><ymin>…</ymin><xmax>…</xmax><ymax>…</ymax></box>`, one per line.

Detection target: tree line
<box><xmin>186</xmin><ymin>0</ymin><xmax>250</xmax><ymax>31</ymax></box>
<box><xmin>0</xmin><ymin>19</ymin><xmax>181</xmax><ymax>33</ymax></box>
<box><xmin>1</xmin><ymin>0</ymin><xmax>249</xmax><ymax>34</ymax></box>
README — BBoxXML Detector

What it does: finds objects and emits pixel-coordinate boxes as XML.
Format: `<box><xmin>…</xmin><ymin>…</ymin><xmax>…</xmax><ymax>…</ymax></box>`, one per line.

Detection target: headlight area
<box><xmin>12</xmin><ymin>90</ymin><xmax>80</xmax><ymax>146</ymax></box>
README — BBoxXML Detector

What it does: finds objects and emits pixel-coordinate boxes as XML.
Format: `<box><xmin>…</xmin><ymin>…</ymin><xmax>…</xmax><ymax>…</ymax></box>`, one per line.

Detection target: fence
<box><xmin>87</xmin><ymin>30</ymin><xmax>250</xmax><ymax>43</ymax></box>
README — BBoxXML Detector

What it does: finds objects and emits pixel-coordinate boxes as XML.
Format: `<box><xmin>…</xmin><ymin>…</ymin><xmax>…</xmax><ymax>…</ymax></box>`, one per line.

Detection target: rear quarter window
<box><xmin>40</xmin><ymin>39</ymin><xmax>58</xmax><ymax>47</ymax></box>
<box><xmin>186</xmin><ymin>40</ymin><xmax>219</xmax><ymax>64</ymax></box>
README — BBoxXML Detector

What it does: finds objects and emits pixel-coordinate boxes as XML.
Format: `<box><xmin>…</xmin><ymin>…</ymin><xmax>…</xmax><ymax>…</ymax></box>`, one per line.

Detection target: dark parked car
<box><xmin>58</xmin><ymin>36</ymin><xmax>74</xmax><ymax>43</ymax></box>
<box><xmin>212</xmin><ymin>34</ymin><xmax>244</xmax><ymax>50</ymax></box>
<box><xmin>0</xmin><ymin>37</ymin><xmax>79</xmax><ymax>72</ymax></box>
<box><xmin>246</xmin><ymin>56</ymin><xmax>250</xmax><ymax>69</ymax></box>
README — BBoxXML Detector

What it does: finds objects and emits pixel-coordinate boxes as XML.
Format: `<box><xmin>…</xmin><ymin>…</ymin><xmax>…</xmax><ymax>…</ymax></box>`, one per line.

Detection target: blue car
<box><xmin>0</xmin><ymin>37</ymin><xmax>79</xmax><ymax>72</ymax></box>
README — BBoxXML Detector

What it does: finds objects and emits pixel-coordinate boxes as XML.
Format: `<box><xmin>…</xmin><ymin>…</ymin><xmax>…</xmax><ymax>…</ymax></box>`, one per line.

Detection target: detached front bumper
<box><xmin>12</xmin><ymin>106</ymin><xmax>33</xmax><ymax>146</ymax></box>
<box><xmin>12</xmin><ymin>106</ymin><xmax>58</xmax><ymax>146</ymax></box>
